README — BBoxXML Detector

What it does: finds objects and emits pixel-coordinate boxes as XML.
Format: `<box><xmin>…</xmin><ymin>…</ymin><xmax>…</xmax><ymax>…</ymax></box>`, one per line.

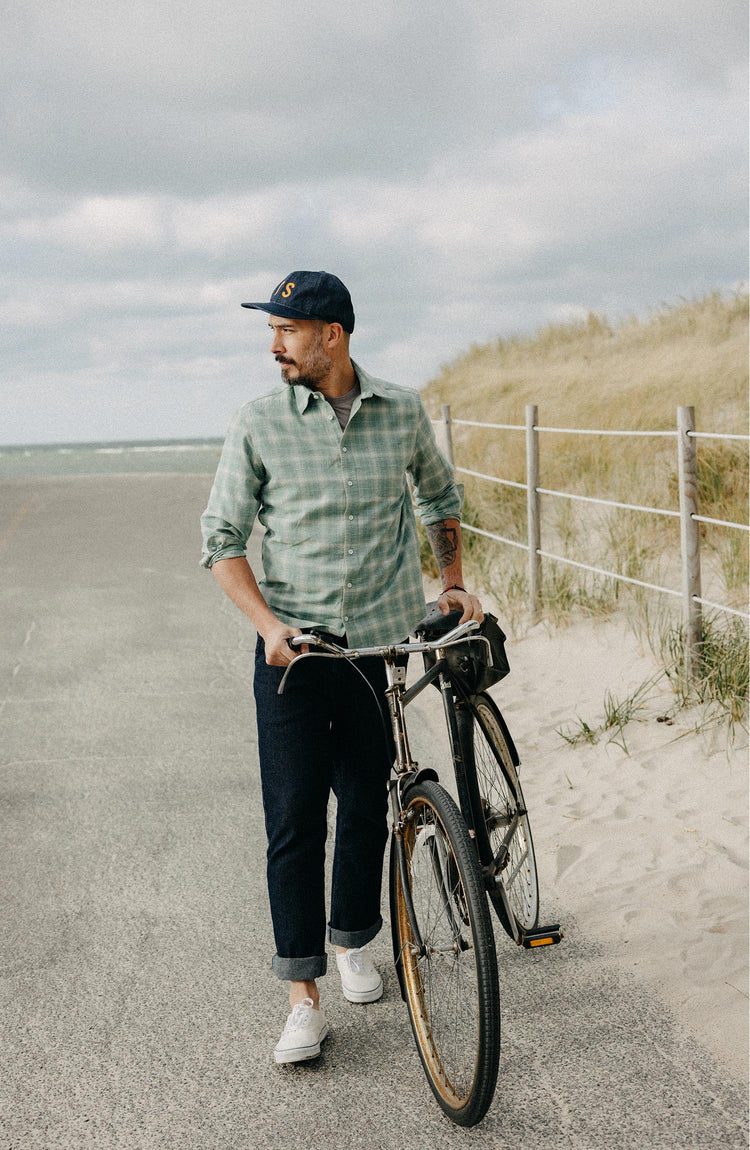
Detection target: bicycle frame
<box><xmin>278</xmin><ymin>622</ymin><xmax>482</xmax><ymax>784</ymax></box>
<box><xmin>280</xmin><ymin>623</ymin><xmax>482</xmax><ymax>963</ymax></box>
<box><xmin>280</xmin><ymin>624</ymin><xmax>561</xmax><ymax>951</ymax></box>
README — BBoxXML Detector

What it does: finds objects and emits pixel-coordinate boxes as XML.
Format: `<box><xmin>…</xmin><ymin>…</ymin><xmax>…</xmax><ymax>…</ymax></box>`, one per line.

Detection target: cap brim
<box><xmin>241</xmin><ymin>302</ymin><xmax>313</xmax><ymax>321</ymax></box>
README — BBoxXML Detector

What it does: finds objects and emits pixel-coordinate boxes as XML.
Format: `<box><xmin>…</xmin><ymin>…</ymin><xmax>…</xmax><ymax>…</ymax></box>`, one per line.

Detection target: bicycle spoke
<box><xmin>464</xmin><ymin>697</ymin><xmax>539</xmax><ymax>933</ymax></box>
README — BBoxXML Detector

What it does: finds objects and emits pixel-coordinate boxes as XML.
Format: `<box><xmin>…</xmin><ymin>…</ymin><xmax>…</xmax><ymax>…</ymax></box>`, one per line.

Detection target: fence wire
<box><xmin>462</xmin><ymin>522</ymin><xmax>528</xmax><ymax>550</ymax></box>
<box><xmin>456</xmin><ymin>466</ymin><xmax>527</xmax><ymax>491</ymax></box>
<box><xmin>693</xmin><ymin>596</ymin><xmax>750</xmax><ymax>621</ymax></box>
<box><xmin>535</xmin><ymin>426</ymin><xmax>675</xmax><ymax>438</ymax></box>
<box><xmin>434</xmin><ymin>409</ymin><xmax>749</xmax><ymax>625</ymax></box>
<box><xmin>536</xmin><ymin>487</ymin><xmax>680</xmax><ymax>519</ymax></box>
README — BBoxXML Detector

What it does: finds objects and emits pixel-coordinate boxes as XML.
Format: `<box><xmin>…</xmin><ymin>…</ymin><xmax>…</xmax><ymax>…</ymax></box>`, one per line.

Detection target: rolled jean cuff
<box><xmin>327</xmin><ymin>915</ymin><xmax>383</xmax><ymax>949</ymax></box>
<box><xmin>271</xmin><ymin>953</ymin><xmax>328</xmax><ymax>982</ymax></box>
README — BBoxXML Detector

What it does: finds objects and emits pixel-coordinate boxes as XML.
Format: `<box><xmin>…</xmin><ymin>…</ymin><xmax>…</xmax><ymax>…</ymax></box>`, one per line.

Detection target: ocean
<box><xmin>0</xmin><ymin>439</ymin><xmax>225</xmax><ymax>479</ymax></box>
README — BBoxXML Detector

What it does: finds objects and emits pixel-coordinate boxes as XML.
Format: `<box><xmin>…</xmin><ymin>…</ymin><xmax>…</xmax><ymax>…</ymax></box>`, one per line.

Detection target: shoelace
<box><xmin>284</xmin><ymin>997</ymin><xmax>315</xmax><ymax>1033</ymax></box>
<box><xmin>343</xmin><ymin>947</ymin><xmax>373</xmax><ymax>974</ymax></box>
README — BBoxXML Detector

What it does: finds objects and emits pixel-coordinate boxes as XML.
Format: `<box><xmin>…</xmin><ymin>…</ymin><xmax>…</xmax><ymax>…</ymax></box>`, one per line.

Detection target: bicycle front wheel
<box><xmin>459</xmin><ymin>694</ymin><xmax>539</xmax><ymax>936</ymax></box>
<box><xmin>391</xmin><ymin>779</ymin><xmax>500</xmax><ymax>1127</ymax></box>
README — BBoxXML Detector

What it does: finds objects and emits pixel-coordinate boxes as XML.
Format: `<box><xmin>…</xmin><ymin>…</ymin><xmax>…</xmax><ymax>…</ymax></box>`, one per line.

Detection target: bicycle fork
<box><xmin>384</xmin><ymin>659</ymin><xmax>426</xmax><ymax>976</ymax></box>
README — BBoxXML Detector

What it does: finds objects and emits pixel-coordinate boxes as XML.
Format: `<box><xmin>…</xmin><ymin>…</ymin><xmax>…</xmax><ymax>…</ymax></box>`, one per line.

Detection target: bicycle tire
<box><xmin>390</xmin><ymin>779</ymin><xmax>500</xmax><ymax>1126</ymax></box>
<box><xmin>458</xmin><ymin>693</ymin><xmax>539</xmax><ymax>937</ymax></box>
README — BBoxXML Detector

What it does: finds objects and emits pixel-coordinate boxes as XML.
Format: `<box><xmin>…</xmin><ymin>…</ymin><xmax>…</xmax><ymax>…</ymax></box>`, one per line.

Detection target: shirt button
<box><xmin>348</xmin><ymin>548</ymin><xmax>353</xmax><ymax>554</ymax></box>
<box><xmin>348</xmin><ymin>515</ymin><xmax>354</xmax><ymax>520</ymax></box>
<box><xmin>328</xmin><ymin>414</ymin><xmax>334</xmax><ymax>420</ymax></box>
<box><xmin>347</xmin><ymin>582</ymin><xmax>352</xmax><ymax>588</ymax></box>
<box><xmin>347</xmin><ymin>480</ymin><xmax>353</xmax><ymax>486</ymax></box>
<box><xmin>342</xmin><ymin>446</ymin><xmax>348</xmax><ymax>452</ymax></box>
<box><xmin>344</xmin><ymin>615</ymin><xmax>349</xmax><ymax>622</ymax></box>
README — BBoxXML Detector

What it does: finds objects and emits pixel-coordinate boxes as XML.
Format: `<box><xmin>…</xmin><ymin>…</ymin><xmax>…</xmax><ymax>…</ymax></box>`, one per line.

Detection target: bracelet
<box><xmin>441</xmin><ymin>584</ymin><xmax>466</xmax><ymax>594</ymax></box>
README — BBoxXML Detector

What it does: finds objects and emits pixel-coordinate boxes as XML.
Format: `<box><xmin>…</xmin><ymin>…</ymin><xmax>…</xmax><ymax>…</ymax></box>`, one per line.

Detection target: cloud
<box><xmin>1</xmin><ymin>1</ymin><xmax>746</xmax><ymax>442</ymax></box>
<box><xmin>5</xmin><ymin>1</ymin><xmax>745</xmax><ymax>195</ymax></box>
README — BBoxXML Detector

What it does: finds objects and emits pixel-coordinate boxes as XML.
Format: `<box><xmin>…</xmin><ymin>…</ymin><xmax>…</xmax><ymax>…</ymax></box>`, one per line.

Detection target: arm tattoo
<box><xmin>426</xmin><ymin>522</ymin><xmax>459</xmax><ymax>571</ymax></box>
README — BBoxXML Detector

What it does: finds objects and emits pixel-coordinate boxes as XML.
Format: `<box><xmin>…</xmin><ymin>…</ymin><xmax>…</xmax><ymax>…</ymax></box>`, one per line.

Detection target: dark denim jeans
<box><xmin>253</xmin><ymin>635</ymin><xmax>394</xmax><ymax>982</ymax></box>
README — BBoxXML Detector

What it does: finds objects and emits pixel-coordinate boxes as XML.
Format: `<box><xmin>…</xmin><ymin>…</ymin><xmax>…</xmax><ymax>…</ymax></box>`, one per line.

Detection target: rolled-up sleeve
<box><xmin>407</xmin><ymin>401</ymin><xmax>463</xmax><ymax>526</ymax></box>
<box><xmin>200</xmin><ymin>406</ymin><xmax>264</xmax><ymax>568</ymax></box>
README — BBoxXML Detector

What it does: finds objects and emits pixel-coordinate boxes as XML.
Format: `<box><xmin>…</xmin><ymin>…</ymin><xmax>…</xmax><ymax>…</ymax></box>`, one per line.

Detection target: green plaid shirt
<box><xmin>200</xmin><ymin>361</ymin><xmax>462</xmax><ymax>645</ymax></box>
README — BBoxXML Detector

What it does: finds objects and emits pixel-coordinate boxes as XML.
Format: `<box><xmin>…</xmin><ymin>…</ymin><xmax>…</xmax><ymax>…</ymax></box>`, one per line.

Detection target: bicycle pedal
<box><xmin>520</xmin><ymin>925</ymin><xmax>563</xmax><ymax>949</ymax></box>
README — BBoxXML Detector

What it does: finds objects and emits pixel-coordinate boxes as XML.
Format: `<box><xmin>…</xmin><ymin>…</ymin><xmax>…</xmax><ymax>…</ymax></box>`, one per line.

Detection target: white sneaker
<box><xmin>335</xmin><ymin>947</ymin><xmax>383</xmax><ymax>1003</ymax></box>
<box><xmin>273</xmin><ymin>998</ymin><xmax>329</xmax><ymax>1064</ymax></box>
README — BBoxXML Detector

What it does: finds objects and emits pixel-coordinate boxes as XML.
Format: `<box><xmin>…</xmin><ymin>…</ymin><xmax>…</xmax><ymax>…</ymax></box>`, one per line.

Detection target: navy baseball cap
<box><xmin>242</xmin><ymin>271</ymin><xmax>355</xmax><ymax>333</ymax></box>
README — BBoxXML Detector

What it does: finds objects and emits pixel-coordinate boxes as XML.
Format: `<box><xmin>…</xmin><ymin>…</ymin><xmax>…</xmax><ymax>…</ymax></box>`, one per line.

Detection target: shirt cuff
<box><xmin>200</xmin><ymin>544</ymin><xmax>248</xmax><ymax>569</ymax></box>
<box><xmin>416</xmin><ymin>483</ymin><xmax>463</xmax><ymax>526</ymax></box>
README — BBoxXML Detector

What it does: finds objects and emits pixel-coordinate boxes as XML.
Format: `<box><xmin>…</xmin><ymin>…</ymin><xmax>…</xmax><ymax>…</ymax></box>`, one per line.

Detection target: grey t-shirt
<box><xmin>325</xmin><ymin>381</ymin><xmax>361</xmax><ymax>431</ymax></box>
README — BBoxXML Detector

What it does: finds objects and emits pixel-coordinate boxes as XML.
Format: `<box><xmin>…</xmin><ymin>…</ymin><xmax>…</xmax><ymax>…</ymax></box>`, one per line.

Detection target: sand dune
<box><xmin>464</xmin><ymin>606</ymin><xmax>749</xmax><ymax>1075</ymax></box>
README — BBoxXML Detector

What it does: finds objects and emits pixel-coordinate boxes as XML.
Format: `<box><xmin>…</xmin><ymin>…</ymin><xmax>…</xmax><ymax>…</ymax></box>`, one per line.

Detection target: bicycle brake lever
<box><xmin>431</xmin><ymin>619</ymin><xmax>481</xmax><ymax>647</ymax></box>
<box><xmin>277</xmin><ymin>649</ymin><xmax>342</xmax><ymax>695</ymax></box>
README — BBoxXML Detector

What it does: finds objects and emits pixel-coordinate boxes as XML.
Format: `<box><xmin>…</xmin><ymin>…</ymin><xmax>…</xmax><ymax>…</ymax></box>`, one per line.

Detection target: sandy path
<box><xmin>1</xmin><ymin>475</ymin><xmax>747</xmax><ymax>1148</ymax></box>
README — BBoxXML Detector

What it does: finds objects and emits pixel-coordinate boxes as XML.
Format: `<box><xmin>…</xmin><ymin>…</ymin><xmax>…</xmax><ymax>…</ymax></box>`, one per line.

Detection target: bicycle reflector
<box><xmin>521</xmin><ymin>925</ymin><xmax>564</xmax><ymax>948</ymax></box>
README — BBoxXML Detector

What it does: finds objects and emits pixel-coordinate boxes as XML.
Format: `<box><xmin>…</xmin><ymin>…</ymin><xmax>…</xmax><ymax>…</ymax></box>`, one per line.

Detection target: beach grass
<box><xmin>419</xmin><ymin>289</ymin><xmax>749</xmax><ymax>730</ymax></box>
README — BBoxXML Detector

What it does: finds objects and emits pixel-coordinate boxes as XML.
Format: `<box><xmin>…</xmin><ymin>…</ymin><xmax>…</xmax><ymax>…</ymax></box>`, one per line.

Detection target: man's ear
<box><xmin>325</xmin><ymin>322</ymin><xmax>345</xmax><ymax>351</ymax></box>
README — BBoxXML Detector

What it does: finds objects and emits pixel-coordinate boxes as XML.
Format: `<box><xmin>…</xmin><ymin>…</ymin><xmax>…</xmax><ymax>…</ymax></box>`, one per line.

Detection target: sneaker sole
<box><xmin>274</xmin><ymin>1023</ymin><xmax>330</xmax><ymax>1064</ymax></box>
<box><xmin>341</xmin><ymin>980</ymin><xmax>383</xmax><ymax>1004</ymax></box>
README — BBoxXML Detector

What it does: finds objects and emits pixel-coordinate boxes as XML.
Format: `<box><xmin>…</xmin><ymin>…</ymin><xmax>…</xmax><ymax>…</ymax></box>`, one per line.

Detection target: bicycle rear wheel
<box><xmin>459</xmin><ymin>694</ymin><xmax>539</xmax><ymax>936</ymax></box>
<box><xmin>390</xmin><ymin>779</ymin><xmax>500</xmax><ymax>1127</ymax></box>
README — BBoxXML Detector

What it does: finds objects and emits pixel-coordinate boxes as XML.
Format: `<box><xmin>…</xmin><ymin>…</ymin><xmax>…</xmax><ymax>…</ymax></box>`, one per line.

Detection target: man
<box><xmin>200</xmin><ymin>270</ymin><xmax>483</xmax><ymax>1063</ymax></box>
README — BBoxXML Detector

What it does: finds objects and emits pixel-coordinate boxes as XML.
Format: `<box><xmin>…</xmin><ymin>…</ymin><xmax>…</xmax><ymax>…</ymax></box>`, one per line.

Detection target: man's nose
<box><xmin>270</xmin><ymin>332</ymin><xmax>284</xmax><ymax>354</ymax></box>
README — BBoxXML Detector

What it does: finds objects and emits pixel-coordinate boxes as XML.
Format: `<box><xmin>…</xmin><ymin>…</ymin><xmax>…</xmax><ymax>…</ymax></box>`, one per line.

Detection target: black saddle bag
<box><xmin>414</xmin><ymin>602</ymin><xmax>510</xmax><ymax>694</ymax></box>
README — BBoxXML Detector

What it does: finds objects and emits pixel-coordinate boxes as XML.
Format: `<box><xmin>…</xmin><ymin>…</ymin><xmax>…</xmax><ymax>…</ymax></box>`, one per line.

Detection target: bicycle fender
<box><xmin>404</xmin><ymin>766</ymin><xmax>439</xmax><ymax>790</ymax></box>
<box><xmin>492</xmin><ymin>705</ymin><xmax>520</xmax><ymax>768</ymax></box>
<box><xmin>468</xmin><ymin>691</ymin><xmax>520</xmax><ymax>768</ymax></box>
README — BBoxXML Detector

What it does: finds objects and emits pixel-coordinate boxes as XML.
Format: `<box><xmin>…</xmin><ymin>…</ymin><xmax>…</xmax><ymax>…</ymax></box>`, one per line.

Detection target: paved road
<box><xmin>1</xmin><ymin>475</ymin><xmax>747</xmax><ymax>1149</ymax></box>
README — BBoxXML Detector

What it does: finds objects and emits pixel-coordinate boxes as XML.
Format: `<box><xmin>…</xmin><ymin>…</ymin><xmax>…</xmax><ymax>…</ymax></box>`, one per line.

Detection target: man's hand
<box><xmin>262</xmin><ymin>622</ymin><xmax>309</xmax><ymax>666</ymax></box>
<box><xmin>438</xmin><ymin>587</ymin><xmax>484</xmax><ymax>624</ymax></box>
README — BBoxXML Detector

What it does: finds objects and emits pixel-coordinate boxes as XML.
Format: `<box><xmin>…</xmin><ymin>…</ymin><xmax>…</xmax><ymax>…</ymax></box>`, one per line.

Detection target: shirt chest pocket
<box><xmin>254</xmin><ymin>403</ymin><xmax>415</xmax><ymax>520</ymax></box>
<box><xmin>342</xmin><ymin>417</ymin><xmax>415</xmax><ymax>507</ymax></box>
<box><xmin>256</xmin><ymin>438</ymin><xmax>347</xmax><ymax>526</ymax></box>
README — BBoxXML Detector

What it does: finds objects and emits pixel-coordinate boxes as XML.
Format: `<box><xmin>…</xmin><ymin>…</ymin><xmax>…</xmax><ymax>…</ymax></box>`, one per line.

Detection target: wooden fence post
<box><xmin>677</xmin><ymin>406</ymin><xmax>702</xmax><ymax>682</ymax></box>
<box><xmin>441</xmin><ymin>404</ymin><xmax>454</xmax><ymax>467</ymax></box>
<box><xmin>526</xmin><ymin>405</ymin><xmax>541</xmax><ymax>619</ymax></box>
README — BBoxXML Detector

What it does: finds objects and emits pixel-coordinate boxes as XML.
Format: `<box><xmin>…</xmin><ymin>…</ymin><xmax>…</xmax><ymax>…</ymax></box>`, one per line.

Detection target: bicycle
<box><xmin>280</xmin><ymin>605</ymin><xmax>561</xmax><ymax>1127</ymax></box>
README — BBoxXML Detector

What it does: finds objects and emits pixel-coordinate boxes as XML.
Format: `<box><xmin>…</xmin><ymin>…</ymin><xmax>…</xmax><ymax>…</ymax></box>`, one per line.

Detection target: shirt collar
<box><xmin>292</xmin><ymin>360</ymin><xmax>389</xmax><ymax>415</ymax></box>
<box><xmin>292</xmin><ymin>385</ymin><xmax>317</xmax><ymax>414</ymax></box>
<box><xmin>352</xmin><ymin>360</ymin><xmax>389</xmax><ymax>400</ymax></box>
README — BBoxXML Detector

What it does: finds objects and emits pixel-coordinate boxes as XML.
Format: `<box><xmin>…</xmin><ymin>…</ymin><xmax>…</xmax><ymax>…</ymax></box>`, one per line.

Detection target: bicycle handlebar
<box><xmin>277</xmin><ymin>619</ymin><xmax>482</xmax><ymax>695</ymax></box>
<box><xmin>288</xmin><ymin>618</ymin><xmax>481</xmax><ymax>659</ymax></box>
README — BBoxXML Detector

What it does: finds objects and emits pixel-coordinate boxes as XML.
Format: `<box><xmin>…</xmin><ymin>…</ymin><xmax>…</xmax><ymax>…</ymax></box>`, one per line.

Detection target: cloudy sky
<box><xmin>3</xmin><ymin>1</ymin><xmax>747</xmax><ymax>445</ymax></box>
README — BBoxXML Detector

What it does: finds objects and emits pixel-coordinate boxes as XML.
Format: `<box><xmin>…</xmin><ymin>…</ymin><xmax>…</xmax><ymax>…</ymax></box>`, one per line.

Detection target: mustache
<box><xmin>275</xmin><ymin>356</ymin><xmax>295</xmax><ymax>366</ymax></box>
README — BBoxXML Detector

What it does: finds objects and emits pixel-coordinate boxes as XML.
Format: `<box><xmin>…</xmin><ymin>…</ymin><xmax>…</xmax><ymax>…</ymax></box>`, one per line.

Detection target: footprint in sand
<box><xmin>555</xmin><ymin>843</ymin><xmax>582</xmax><ymax>879</ymax></box>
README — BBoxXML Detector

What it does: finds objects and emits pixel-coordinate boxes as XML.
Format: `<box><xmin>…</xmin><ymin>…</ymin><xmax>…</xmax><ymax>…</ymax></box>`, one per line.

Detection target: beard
<box><xmin>277</xmin><ymin>331</ymin><xmax>332</xmax><ymax>390</ymax></box>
